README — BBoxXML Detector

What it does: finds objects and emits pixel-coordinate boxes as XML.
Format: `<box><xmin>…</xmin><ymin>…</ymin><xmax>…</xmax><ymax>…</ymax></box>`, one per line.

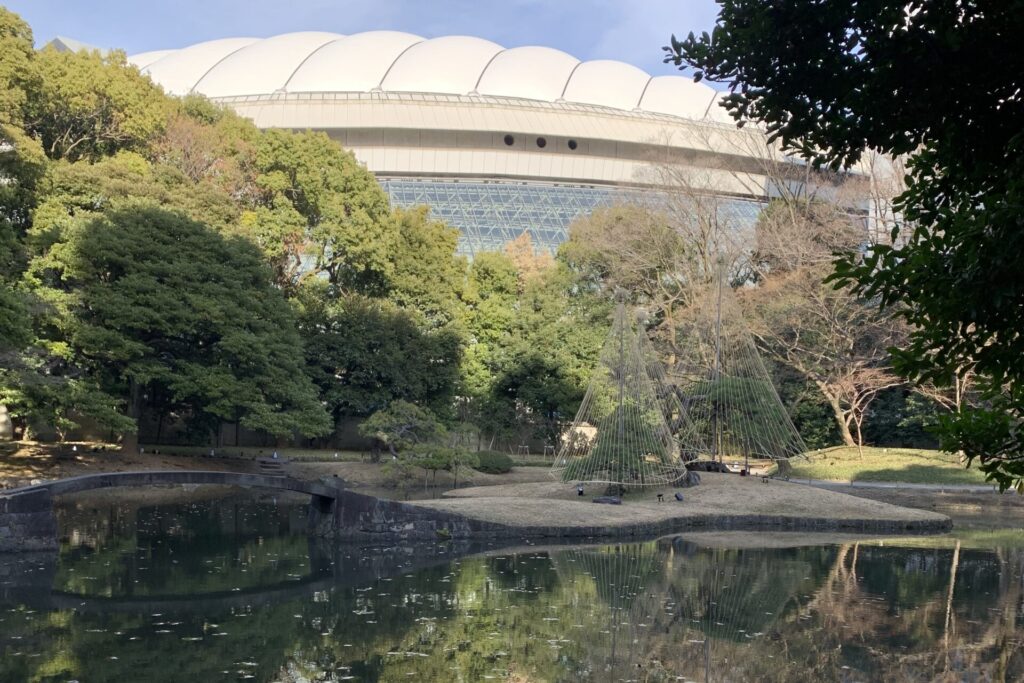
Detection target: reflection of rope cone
<box><xmin>550</xmin><ymin>543</ymin><xmax>664</xmax><ymax>675</ymax></box>
<box><xmin>551</xmin><ymin>302</ymin><xmax>686</xmax><ymax>487</ymax></box>
<box><xmin>551</xmin><ymin>539</ymin><xmax>819</xmax><ymax>682</ymax></box>
<box><xmin>655</xmin><ymin>537</ymin><xmax>822</xmax><ymax>682</ymax></box>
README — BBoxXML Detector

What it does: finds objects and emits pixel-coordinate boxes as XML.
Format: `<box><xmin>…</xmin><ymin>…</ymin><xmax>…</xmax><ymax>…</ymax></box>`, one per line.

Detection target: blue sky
<box><xmin>6</xmin><ymin>0</ymin><xmax>720</xmax><ymax>77</ymax></box>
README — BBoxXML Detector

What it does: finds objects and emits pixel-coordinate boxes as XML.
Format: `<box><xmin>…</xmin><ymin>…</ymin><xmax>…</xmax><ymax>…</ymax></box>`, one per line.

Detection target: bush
<box><xmin>474</xmin><ymin>450</ymin><xmax>514</xmax><ymax>474</ymax></box>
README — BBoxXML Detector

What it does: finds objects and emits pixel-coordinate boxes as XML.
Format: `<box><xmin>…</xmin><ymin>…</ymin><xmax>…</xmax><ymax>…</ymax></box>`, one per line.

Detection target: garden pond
<box><xmin>0</xmin><ymin>494</ymin><xmax>1021</xmax><ymax>682</ymax></box>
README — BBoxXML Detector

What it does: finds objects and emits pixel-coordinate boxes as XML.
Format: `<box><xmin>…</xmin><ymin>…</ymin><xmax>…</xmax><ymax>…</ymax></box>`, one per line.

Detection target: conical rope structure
<box><xmin>671</xmin><ymin>275</ymin><xmax>808</xmax><ymax>471</ymax></box>
<box><xmin>551</xmin><ymin>302</ymin><xmax>686</xmax><ymax>488</ymax></box>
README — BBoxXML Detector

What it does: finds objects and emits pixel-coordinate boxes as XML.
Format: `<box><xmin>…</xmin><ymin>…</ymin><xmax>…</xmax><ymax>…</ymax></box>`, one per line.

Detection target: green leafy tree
<box><xmin>22</xmin><ymin>203</ymin><xmax>329</xmax><ymax>448</ymax></box>
<box><xmin>562</xmin><ymin>204</ymin><xmax>694</xmax><ymax>351</ymax></box>
<box><xmin>459</xmin><ymin>251</ymin><xmax>519</xmax><ymax>440</ymax></box>
<box><xmin>298</xmin><ymin>287</ymin><xmax>462</xmax><ymax>431</ymax></box>
<box><xmin>29</xmin><ymin>151</ymin><xmax>240</xmax><ymax>253</ymax></box>
<box><xmin>490</xmin><ymin>263</ymin><xmax>609</xmax><ymax>444</ymax></box>
<box><xmin>27</xmin><ymin>46</ymin><xmax>171</xmax><ymax>161</ymax></box>
<box><xmin>0</xmin><ymin>9</ymin><xmax>50</xmax><ymax>434</ymax></box>
<box><xmin>248</xmin><ymin>129</ymin><xmax>394</xmax><ymax>292</ymax></box>
<box><xmin>387</xmin><ymin>206</ymin><xmax>468</xmax><ymax>329</ymax></box>
<box><xmin>358</xmin><ymin>400</ymin><xmax>446</xmax><ymax>462</ymax></box>
<box><xmin>666</xmin><ymin>1</ymin><xmax>1024</xmax><ymax>489</ymax></box>
<box><xmin>563</xmin><ymin>402</ymin><xmax>670</xmax><ymax>487</ymax></box>
<box><xmin>405</xmin><ymin>445</ymin><xmax>479</xmax><ymax>491</ymax></box>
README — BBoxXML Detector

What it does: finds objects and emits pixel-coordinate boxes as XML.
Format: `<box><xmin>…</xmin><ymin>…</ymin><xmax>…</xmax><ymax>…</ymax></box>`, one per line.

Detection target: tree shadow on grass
<box><xmin>854</xmin><ymin>464</ymin><xmax>987</xmax><ymax>486</ymax></box>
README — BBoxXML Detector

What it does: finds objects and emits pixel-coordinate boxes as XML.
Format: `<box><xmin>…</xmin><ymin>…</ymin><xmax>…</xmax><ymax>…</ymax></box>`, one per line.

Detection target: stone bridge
<box><xmin>0</xmin><ymin>470</ymin><xmax>342</xmax><ymax>552</ymax></box>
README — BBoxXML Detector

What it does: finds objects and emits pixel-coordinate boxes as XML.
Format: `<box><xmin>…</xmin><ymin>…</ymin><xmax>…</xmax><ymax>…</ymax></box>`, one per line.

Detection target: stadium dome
<box><xmin>130</xmin><ymin>31</ymin><xmax>778</xmax><ymax>255</ymax></box>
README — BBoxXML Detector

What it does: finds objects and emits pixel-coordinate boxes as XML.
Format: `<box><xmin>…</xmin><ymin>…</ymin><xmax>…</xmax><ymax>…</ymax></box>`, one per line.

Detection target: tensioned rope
<box><xmin>672</xmin><ymin>274</ymin><xmax>807</xmax><ymax>469</ymax></box>
<box><xmin>551</xmin><ymin>302</ymin><xmax>686</xmax><ymax>488</ymax></box>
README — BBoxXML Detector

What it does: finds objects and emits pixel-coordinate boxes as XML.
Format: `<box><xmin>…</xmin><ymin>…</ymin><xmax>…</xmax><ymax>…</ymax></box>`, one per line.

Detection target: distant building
<box><xmin>127</xmin><ymin>32</ymin><xmax>791</xmax><ymax>255</ymax></box>
<box><xmin>44</xmin><ymin>36</ymin><xmax>109</xmax><ymax>56</ymax></box>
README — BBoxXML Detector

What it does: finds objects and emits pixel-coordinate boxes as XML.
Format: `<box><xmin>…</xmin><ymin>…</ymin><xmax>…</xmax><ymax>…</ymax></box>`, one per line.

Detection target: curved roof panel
<box><xmin>128</xmin><ymin>49</ymin><xmax>174</xmax><ymax>70</ymax></box>
<box><xmin>639</xmin><ymin>75</ymin><xmax>717</xmax><ymax>121</ymax></box>
<box><xmin>131</xmin><ymin>32</ymin><xmax>727</xmax><ymax>122</ymax></box>
<box><xmin>704</xmin><ymin>91</ymin><xmax>734</xmax><ymax>124</ymax></box>
<box><xmin>142</xmin><ymin>37</ymin><xmax>259</xmax><ymax>96</ymax></box>
<box><xmin>476</xmin><ymin>46</ymin><xmax>579</xmax><ymax>102</ymax></box>
<box><xmin>193</xmin><ymin>31</ymin><xmax>343</xmax><ymax>98</ymax></box>
<box><xmin>381</xmin><ymin>36</ymin><xmax>503</xmax><ymax>95</ymax></box>
<box><xmin>286</xmin><ymin>31</ymin><xmax>424</xmax><ymax>93</ymax></box>
<box><xmin>562</xmin><ymin>60</ymin><xmax>651</xmax><ymax>111</ymax></box>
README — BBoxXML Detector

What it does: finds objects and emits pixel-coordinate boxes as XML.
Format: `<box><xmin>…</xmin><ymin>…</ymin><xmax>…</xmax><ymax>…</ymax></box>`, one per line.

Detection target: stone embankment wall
<box><xmin>0</xmin><ymin>489</ymin><xmax>58</xmax><ymax>552</ymax></box>
<box><xmin>308</xmin><ymin>487</ymin><xmax>514</xmax><ymax>541</ymax></box>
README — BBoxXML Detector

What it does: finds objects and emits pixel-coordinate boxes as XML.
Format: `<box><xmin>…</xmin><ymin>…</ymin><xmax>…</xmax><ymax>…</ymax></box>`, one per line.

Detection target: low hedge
<box><xmin>473</xmin><ymin>450</ymin><xmax>514</xmax><ymax>474</ymax></box>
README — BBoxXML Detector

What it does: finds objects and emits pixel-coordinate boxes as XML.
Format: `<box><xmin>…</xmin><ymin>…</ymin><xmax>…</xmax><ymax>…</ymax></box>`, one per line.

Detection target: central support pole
<box><xmin>711</xmin><ymin>267</ymin><xmax>724</xmax><ymax>464</ymax></box>
<box><xmin>616</xmin><ymin>303</ymin><xmax>626</xmax><ymax>485</ymax></box>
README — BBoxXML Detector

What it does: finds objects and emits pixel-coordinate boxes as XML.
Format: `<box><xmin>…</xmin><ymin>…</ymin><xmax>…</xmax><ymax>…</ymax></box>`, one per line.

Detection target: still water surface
<box><xmin>0</xmin><ymin>496</ymin><xmax>1021</xmax><ymax>682</ymax></box>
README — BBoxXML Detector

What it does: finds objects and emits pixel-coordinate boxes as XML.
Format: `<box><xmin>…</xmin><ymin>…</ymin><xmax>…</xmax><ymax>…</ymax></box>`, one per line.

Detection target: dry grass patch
<box><xmin>415</xmin><ymin>473</ymin><xmax>947</xmax><ymax>529</ymax></box>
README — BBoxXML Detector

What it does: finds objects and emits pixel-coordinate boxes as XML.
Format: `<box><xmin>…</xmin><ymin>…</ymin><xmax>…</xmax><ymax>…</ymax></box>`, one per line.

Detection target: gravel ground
<box><xmin>413</xmin><ymin>473</ymin><xmax>949</xmax><ymax>528</ymax></box>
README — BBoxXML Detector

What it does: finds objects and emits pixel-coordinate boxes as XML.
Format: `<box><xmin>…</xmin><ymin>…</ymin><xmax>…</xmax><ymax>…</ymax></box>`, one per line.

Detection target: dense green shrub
<box><xmin>473</xmin><ymin>450</ymin><xmax>514</xmax><ymax>474</ymax></box>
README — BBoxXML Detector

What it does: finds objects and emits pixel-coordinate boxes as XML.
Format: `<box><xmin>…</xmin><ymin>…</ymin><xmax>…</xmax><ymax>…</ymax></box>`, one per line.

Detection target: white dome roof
<box><xmin>127</xmin><ymin>49</ymin><xmax>174</xmax><ymax>70</ymax></box>
<box><xmin>193</xmin><ymin>31</ymin><xmax>343</xmax><ymax>98</ymax></box>
<box><xmin>640</xmin><ymin>76</ymin><xmax>718</xmax><ymax>121</ymax></box>
<box><xmin>133</xmin><ymin>31</ymin><xmax>723</xmax><ymax>121</ymax></box>
<box><xmin>142</xmin><ymin>37</ymin><xmax>259</xmax><ymax>96</ymax></box>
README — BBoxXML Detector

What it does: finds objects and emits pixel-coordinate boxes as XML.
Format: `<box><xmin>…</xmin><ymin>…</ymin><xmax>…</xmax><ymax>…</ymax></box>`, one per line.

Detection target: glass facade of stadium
<box><xmin>381</xmin><ymin>178</ymin><xmax>767</xmax><ymax>256</ymax></box>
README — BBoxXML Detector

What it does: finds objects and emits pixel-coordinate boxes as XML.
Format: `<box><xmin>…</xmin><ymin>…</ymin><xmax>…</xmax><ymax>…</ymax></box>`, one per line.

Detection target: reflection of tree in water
<box><xmin>791</xmin><ymin>542</ymin><xmax>1024</xmax><ymax>682</ymax></box>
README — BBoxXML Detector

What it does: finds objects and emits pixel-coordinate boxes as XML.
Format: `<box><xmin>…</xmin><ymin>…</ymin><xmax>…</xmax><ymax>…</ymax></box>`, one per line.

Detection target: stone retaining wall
<box><xmin>309</xmin><ymin>487</ymin><xmax>513</xmax><ymax>541</ymax></box>
<box><xmin>0</xmin><ymin>489</ymin><xmax>58</xmax><ymax>552</ymax></box>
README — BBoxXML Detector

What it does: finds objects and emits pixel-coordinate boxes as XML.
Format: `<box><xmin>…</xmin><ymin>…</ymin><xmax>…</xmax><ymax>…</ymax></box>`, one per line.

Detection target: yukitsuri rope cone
<box><xmin>551</xmin><ymin>302</ymin><xmax>686</xmax><ymax>489</ymax></box>
<box><xmin>671</xmin><ymin>276</ymin><xmax>807</xmax><ymax>472</ymax></box>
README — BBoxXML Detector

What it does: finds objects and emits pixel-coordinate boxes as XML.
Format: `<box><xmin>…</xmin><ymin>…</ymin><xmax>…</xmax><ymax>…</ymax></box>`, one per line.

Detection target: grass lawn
<box><xmin>788</xmin><ymin>446</ymin><xmax>991</xmax><ymax>486</ymax></box>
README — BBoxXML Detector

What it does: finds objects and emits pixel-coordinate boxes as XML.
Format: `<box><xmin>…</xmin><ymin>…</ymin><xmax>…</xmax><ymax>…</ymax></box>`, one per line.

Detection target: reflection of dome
<box><xmin>129</xmin><ymin>32</ymin><xmax>773</xmax><ymax>256</ymax></box>
<box><xmin>129</xmin><ymin>31</ymin><xmax>725</xmax><ymax>121</ymax></box>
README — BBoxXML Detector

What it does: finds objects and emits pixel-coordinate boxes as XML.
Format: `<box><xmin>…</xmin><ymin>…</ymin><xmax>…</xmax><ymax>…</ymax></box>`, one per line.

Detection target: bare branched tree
<box><xmin>562</xmin><ymin>203</ymin><xmax>696</xmax><ymax>355</ymax></box>
<box><xmin>632</xmin><ymin>126</ymin><xmax>907</xmax><ymax>449</ymax></box>
<box><xmin>741</xmin><ymin>265</ymin><xmax>905</xmax><ymax>447</ymax></box>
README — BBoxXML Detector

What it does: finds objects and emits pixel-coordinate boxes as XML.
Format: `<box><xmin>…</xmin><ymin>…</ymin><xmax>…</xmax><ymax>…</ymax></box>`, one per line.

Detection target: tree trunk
<box><xmin>155</xmin><ymin>411</ymin><xmax>165</xmax><ymax>445</ymax></box>
<box><xmin>853</xmin><ymin>415</ymin><xmax>866</xmax><ymax>458</ymax></box>
<box><xmin>0</xmin><ymin>404</ymin><xmax>13</xmax><ymax>442</ymax></box>
<box><xmin>816</xmin><ymin>381</ymin><xmax>856</xmax><ymax>446</ymax></box>
<box><xmin>120</xmin><ymin>379</ymin><xmax>143</xmax><ymax>454</ymax></box>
